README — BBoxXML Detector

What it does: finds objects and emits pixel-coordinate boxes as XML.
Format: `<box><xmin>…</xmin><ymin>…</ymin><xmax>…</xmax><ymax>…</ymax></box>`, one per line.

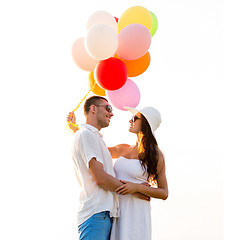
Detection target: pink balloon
<box><xmin>72</xmin><ymin>38</ymin><xmax>98</xmax><ymax>71</ymax></box>
<box><xmin>117</xmin><ymin>23</ymin><xmax>151</xmax><ymax>60</ymax></box>
<box><xmin>107</xmin><ymin>79</ymin><xmax>140</xmax><ymax>111</ymax></box>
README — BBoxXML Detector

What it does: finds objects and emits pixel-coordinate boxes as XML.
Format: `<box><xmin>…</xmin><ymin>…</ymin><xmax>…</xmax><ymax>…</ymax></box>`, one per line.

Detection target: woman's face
<box><xmin>129</xmin><ymin>112</ymin><xmax>142</xmax><ymax>134</ymax></box>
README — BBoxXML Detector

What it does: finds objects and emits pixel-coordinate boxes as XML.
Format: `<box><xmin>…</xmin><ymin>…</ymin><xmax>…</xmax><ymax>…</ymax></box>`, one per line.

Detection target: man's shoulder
<box><xmin>77</xmin><ymin>126</ymin><xmax>93</xmax><ymax>136</ymax></box>
<box><xmin>75</xmin><ymin>125</ymin><xmax>98</xmax><ymax>141</ymax></box>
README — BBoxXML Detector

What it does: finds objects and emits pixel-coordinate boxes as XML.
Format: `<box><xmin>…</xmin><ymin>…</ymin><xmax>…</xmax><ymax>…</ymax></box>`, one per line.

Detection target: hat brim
<box><xmin>124</xmin><ymin>107</ymin><xmax>139</xmax><ymax>115</ymax></box>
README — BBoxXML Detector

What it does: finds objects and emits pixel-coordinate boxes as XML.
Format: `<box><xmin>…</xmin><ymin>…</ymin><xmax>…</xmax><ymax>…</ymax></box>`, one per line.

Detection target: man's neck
<box><xmin>85</xmin><ymin>120</ymin><xmax>101</xmax><ymax>131</ymax></box>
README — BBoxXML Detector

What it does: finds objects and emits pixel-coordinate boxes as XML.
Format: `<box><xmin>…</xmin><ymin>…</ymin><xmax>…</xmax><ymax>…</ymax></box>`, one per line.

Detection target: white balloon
<box><xmin>86</xmin><ymin>10</ymin><xmax>118</xmax><ymax>33</ymax></box>
<box><xmin>85</xmin><ymin>24</ymin><xmax>118</xmax><ymax>60</ymax></box>
<box><xmin>72</xmin><ymin>38</ymin><xmax>98</xmax><ymax>71</ymax></box>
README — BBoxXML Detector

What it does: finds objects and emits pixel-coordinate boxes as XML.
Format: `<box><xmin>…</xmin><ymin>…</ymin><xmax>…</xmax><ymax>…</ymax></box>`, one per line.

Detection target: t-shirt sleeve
<box><xmin>79</xmin><ymin>131</ymin><xmax>104</xmax><ymax>168</ymax></box>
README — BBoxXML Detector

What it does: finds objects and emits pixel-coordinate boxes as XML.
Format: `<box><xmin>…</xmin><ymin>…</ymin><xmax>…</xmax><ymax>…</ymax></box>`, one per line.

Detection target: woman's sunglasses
<box><xmin>95</xmin><ymin>104</ymin><xmax>113</xmax><ymax>113</ymax></box>
<box><xmin>132</xmin><ymin>115</ymin><xmax>140</xmax><ymax>122</ymax></box>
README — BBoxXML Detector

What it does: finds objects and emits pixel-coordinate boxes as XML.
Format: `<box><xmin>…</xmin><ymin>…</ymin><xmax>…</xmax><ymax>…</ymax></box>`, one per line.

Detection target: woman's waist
<box><xmin>116</xmin><ymin>176</ymin><xmax>148</xmax><ymax>184</ymax></box>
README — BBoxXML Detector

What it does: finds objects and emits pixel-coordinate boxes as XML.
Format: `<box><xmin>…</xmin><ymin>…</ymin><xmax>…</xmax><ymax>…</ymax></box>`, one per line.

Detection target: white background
<box><xmin>1</xmin><ymin>0</ymin><xmax>238</xmax><ymax>239</ymax></box>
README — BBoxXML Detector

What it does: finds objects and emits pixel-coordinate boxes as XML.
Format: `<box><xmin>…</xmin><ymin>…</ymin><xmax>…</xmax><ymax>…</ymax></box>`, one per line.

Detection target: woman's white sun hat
<box><xmin>124</xmin><ymin>106</ymin><xmax>162</xmax><ymax>135</ymax></box>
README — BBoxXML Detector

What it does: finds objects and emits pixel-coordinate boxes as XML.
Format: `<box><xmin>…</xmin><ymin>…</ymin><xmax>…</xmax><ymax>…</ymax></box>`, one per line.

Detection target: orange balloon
<box><xmin>88</xmin><ymin>72</ymin><xmax>106</xmax><ymax>96</ymax></box>
<box><xmin>113</xmin><ymin>53</ymin><xmax>119</xmax><ymax>59</ymax></box>
<box><xmin>120</xmin><ymin>52</ymin><xmax>151</xmax><ymax>77</ymax></box>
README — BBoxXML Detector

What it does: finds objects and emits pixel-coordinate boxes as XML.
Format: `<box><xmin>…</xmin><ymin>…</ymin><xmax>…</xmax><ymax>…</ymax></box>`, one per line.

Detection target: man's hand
<box><xmin>67</xmin><ymin>111</ymin><xmax>79</xmax><ymax>133</ymax></box>
<box><xmin>67</xmin><ymin>111</ymin><xmax>76</xmax><ymax>124</ymax></box>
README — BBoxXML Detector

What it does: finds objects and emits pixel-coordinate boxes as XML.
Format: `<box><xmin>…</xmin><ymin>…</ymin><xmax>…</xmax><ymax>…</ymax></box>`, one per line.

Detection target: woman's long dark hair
<box><xmin>138</xmin><ymin>114</ymin><xmax>162</xmax><ymax>184</ymax></box>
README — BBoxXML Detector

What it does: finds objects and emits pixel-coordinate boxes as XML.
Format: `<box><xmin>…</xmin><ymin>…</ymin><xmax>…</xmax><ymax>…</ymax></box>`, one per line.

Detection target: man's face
<box><xmin>95</xmin><ymin>100</ymin><xmax>114</xmax><ymax>128</ymax></box>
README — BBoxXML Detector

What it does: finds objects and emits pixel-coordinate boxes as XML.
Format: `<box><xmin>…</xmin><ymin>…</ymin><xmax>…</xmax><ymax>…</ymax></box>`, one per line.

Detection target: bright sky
<box><xmin>0</xmin><ymin>0</ymin><xmax>231</xmax><ymax>239</ymax></box>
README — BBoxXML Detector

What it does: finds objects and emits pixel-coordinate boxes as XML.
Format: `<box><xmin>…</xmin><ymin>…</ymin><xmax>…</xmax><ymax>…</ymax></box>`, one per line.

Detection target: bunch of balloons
<box><xmin>72</xmin><ymin>6</ymin><xmax>158</xmax><ymax>111</ymax></box>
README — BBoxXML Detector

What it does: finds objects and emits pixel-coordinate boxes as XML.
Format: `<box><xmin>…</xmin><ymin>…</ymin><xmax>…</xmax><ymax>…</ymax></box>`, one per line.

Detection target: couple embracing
<box><xmin>67</xmin><ymin>96</ymin><xmax>168</xmax><ymax>240</ymax></box>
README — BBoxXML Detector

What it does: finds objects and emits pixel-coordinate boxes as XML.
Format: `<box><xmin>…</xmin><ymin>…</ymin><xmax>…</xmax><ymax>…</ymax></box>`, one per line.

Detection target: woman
<box><xmin>67</xmin><ymin>106</ymin><xmax>168</xmax><ymax>240</ymax></box>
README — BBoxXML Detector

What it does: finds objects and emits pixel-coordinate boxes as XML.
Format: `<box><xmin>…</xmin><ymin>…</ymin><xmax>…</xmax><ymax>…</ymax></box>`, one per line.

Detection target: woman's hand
<box><xmin>115</xmin><ymin>180</ymin><xmax>139</xmax><ymax>195</ymax></box>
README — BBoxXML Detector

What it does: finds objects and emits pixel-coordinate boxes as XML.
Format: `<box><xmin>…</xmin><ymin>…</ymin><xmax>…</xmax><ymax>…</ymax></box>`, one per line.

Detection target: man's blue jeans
<box><xmin>78</xmin><ymin>211</ymin><xmax>112</xmax><ymax>240</ymax></box>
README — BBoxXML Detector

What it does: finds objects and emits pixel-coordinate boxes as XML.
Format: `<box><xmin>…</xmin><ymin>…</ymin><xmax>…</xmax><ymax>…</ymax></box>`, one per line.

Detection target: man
<box><xmin>69</xmin><ymin>96</ymin><xmax>124</xmax><ymax>240</ymax></box>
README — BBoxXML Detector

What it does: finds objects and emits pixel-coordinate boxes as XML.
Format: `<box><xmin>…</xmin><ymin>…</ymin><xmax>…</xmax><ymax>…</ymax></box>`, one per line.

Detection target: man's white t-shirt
<box><xmin>72</xmin><ymin>124</ymin><xmax>119</xmax><ymax>226</ymax></box>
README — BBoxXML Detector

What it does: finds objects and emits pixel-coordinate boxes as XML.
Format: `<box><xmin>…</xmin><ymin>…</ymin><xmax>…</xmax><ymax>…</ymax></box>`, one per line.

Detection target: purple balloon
<box><xmin>107</xmin><ymin>79</ymin><xmax>140</xmax><ymax>111</ymax></box>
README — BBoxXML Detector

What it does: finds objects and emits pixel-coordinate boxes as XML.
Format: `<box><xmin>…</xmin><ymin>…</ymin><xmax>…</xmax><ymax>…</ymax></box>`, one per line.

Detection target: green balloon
<box><xmin>149</xmin><ymin>11</ymin><xmax>158</xmax><ymax>37</ymax></box>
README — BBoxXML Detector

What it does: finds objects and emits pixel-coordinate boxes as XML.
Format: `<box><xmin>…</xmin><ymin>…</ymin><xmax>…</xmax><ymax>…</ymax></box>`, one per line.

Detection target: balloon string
<box><xmin>73</xmin><ymin>82</ymin><xmax>97</xmax><ymax>112</ymax></box>
<box><xmin>67</xmin><ymin>82</ymin><xmax>96</xmax><ymax>133</ymax></box>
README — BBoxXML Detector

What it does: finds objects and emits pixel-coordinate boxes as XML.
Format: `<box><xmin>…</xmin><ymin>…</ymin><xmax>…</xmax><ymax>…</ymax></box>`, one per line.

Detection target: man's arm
<box><xmin>89</xmin><ymin>158</ymin><xmax>122</xmax><ymax>191</ymax></box>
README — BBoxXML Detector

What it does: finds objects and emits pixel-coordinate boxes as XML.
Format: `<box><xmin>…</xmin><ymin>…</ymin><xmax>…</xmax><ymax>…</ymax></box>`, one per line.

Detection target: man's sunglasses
<box><xmin>132</xmin><ymin>115</ymin><xmax>140</xmax><ymax>122</ymax></box>
<box><xmin>95</xmin><ymin>104</ymin><xmax>113</xmax><ymax>113</ymax></box>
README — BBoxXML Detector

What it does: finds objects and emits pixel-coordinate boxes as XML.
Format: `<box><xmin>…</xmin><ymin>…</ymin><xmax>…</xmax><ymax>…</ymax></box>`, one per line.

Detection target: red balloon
<box><xmin>94</xmin><ymin>57</ymin><xmax>128</xmax><ymax>91</ymax></box>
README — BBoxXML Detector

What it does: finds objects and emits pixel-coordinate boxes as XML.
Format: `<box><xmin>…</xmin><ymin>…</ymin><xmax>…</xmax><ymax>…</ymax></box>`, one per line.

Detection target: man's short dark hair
<box><xmin>84</xmin><ymin>96</ymin><xmax>108</xmax><ymax>115</ymax></box>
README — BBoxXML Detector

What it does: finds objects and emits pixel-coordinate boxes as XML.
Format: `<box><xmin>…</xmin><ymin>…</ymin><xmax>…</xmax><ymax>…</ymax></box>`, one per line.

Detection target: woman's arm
<box><xmin>108</xmin><ymin>144</ymin><xmax>130</xmax><ymax>159</ymax></box>
<box><xmin>108</xmin><ymin>146</ymin><xmax>120</xmax><ymax>159</ymax></box>
<box><xmin>115</xmin><ymin>151</ymin><xmax>168</xmax><ymax>200</ymax></box>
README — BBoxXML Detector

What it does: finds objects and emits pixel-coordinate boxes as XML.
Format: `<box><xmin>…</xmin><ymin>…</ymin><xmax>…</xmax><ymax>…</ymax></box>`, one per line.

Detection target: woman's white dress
<box><xmin>110</xmin><ymin>156</ymin><xmax>151</xmax><ymax>240</ymax></box>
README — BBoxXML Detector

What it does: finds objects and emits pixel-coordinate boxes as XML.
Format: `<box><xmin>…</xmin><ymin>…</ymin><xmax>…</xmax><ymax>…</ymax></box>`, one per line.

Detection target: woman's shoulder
<box><xmin>157</xmin><ymin>148</ymin><xmax>164</xmax><ymax>157</ymax></box>
<box><xmin>116</xmin><ymin>143</ymin><xmax>131</xmax><ymax>148</ymax></box>
<box><xmin>157</xmin><ymin>148</ymin><xmax>164</xmax><ymax>160</ymax></box>
<box><xmin>157</xmin><ymin>148</ymin><xmax>165</xmax><ymax>171</ymax></box>
<box><xmin>114</xmin><ymin>144</ymin><xmax>131</xmax><ymax>152</ymax></box>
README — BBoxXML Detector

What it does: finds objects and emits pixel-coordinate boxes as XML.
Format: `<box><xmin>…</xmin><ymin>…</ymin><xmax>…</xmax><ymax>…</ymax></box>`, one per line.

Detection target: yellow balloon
<box><xmin>88</xmin><ymin>72</ymin><xmax>106</xmax><ymax>96</ymax></box>
<box><xmin>118</xmin><ymin>6</ymin><xmax>152</xmax><ymax>33</ymax></box>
